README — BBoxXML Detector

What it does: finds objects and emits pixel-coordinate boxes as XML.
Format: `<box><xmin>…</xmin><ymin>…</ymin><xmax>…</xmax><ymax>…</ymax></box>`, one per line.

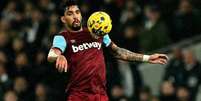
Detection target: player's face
<box><xmin>61</xmin><ymin>5</ymin><xmax>82</xmax><ymax>31</ymax></box>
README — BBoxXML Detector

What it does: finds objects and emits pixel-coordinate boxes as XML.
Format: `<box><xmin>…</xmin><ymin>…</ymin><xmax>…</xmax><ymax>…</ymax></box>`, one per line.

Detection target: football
<box><xmin>87</xmin><ymin>11</ymin><xmax>112</xmax><ymax>36</ymax></box>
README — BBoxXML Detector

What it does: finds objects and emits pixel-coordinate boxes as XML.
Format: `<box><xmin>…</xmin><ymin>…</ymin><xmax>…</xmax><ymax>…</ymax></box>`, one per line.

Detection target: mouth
<box><xmin>73</xmin><ymin>19</ymin><xmax>80</xmax><ymax>24</ymax></box>
<box><xmin>71</xmin><ymin>19</ymin><xmax>82</xmax><ymax>31</ymax></box>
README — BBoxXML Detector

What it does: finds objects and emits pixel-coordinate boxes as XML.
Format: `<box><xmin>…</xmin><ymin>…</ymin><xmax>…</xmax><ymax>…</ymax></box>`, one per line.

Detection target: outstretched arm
<box><xmin>109</xmin><ymin>42</ymin><xmax>168</xmax><ymax>64</ymax></box>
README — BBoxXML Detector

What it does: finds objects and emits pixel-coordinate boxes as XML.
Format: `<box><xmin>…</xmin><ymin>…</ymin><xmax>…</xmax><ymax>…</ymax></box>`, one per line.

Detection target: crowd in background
<box><xmin>109</xmin><ymin>48</ymin><xmax>201</xmax><ymax>101</ymax></box>
<box><xmin>0</xmin><ymin>0</ymin><xmax>201</xmax><ymax>101</ymax></box>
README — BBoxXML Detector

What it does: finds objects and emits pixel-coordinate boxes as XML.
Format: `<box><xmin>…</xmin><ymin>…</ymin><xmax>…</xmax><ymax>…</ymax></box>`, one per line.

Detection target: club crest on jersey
<box><xmin>70</xmin><ymin>40</ymin><xmax>76</xmax><ymax>43</ymax></box>
<box><xmin>72</xmin><ymin>42</ymin><xmax>101</xmax><ymax>53</ymax></box>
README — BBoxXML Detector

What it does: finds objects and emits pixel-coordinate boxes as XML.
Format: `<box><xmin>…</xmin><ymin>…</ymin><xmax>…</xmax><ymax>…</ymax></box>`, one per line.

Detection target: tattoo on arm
<box><xmin>110</xmin><ymin>43</ymin><xmax>144</xmax><ymax>62</ymax></box>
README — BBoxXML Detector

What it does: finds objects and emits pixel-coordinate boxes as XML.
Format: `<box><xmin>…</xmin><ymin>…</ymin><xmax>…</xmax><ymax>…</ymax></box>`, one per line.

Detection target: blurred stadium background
<box><xmin>0</xmin><ymin>0</ymin><xmax>201</xmax><ymax>101</ymax></box>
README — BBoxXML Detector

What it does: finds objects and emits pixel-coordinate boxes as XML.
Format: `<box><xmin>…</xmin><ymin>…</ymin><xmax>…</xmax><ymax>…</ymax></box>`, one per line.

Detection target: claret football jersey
<box><xmin>52</xmin><ymin>28</ymin><xmax>111</xmax><ymax>95</ymax></box>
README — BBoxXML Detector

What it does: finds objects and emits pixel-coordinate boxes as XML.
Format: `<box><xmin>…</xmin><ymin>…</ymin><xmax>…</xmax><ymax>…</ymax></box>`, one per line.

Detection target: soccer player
<box><xmin>47</xmin><ymin>1</ymin><xmax>168</xmax><ymax>101</ymax></box>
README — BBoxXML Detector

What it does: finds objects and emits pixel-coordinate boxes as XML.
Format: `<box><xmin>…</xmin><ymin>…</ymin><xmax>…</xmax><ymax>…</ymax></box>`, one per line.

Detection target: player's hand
<box><xmin>148</xmin><ymin>54</ymin><xmax>169</xmax><ymax>65</ymax></box>
<box><xmin>56</xmin><ymin>55</ymin><xmax>68</xmax><ymax>72</ymax></box>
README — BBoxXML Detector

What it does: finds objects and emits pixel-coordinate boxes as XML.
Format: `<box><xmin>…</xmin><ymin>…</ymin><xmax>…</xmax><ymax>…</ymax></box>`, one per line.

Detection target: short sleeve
<box><xmin>103</xmin><ymin>34</ymin><xmax>112</xmax><ymax>47</ymax></box>
<box><xmin>52</xmin><ymin>35</ymin><xmax>67</xmax><ymax>53</ymax></box>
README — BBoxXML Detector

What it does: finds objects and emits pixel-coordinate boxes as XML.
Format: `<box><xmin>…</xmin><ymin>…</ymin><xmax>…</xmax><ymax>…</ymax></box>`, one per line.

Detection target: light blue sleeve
<box><xmin>103</xmin><ymin>34</ymin><xmax>112</xmax><ymax>47</ymax></box>
<box><xmin>52</xmin><ymin>35</ymin><xmax>67</xmax><ymax>53</ymax></box>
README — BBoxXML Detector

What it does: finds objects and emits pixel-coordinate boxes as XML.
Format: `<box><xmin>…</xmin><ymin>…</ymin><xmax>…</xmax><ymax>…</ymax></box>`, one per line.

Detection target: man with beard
<box><xmin>47</xmin><ymin>1</ymin><xmax>168</xmax><ymax>101</ymax></box>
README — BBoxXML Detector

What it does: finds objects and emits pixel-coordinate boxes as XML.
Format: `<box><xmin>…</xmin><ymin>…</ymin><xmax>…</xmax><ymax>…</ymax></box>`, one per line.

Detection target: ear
<box><xmin>61</xmin><ymin>16</ymin><xmax>66</xmax><ymax>23</ymax></box>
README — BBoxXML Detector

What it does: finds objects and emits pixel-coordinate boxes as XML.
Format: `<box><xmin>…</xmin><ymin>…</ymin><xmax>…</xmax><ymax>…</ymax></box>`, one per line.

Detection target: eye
<box><xmin>66</xmin><ymin>11</ymin><xmax>73</xmax><ymax>16</ymax></box>
<box><xmin>67</xmin><ymin>13</ymin><xmax>72</xmax><ymax>16</ymax></box>
<box><xmin>76</xmin><ymin>10</ymin><xmax>81</xmax><ymax>14</ymax></box>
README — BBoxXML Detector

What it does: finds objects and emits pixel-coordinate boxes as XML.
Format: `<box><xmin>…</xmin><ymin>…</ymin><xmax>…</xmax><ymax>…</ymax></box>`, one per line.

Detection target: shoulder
<box><xmin>58</xmin><ymin>30</ymin><xmax>68</xmax><ymax>36</ymax></box>
<box><xmin>53</xmin><ymin>30</ymin><xmax>69</xmax><ymax>39</ymax></box>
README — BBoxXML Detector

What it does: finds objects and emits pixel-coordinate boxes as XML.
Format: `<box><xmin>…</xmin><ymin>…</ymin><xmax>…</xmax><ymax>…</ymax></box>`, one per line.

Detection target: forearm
<box><xmin>110</xmin><ymin>43</ymin><xmax>149</xmax><ymax>62</ymax></box>
<box><xmin>113</xmin><ymin>47</ymin><xmax>144</xmax><ymax>62</ymax></box>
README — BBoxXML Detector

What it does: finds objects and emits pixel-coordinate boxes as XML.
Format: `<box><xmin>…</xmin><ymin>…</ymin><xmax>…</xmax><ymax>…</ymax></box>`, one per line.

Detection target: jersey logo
<box><xmin>72</xmin><ymin>42</ymin><xmax>101</xmax><ymax>53</ymax></box>
<box><xmin>70</xmin><ymin>40</ymin><xmax>76</xmax><ymax>43</ymax></box>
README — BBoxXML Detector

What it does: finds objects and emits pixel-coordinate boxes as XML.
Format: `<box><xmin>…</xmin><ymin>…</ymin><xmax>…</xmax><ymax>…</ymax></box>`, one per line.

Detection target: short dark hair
<box><xmin>59</xmin><ymin>0</ymin><xmax>78</xmax><ymax>16</ymax></box>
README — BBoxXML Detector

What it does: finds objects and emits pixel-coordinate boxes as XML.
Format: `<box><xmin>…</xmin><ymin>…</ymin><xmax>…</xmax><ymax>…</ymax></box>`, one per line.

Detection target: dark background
<box><xmin>0</xmin><ymin>0</ymin><xmax>201</xmax><ymax>101</ymax></box>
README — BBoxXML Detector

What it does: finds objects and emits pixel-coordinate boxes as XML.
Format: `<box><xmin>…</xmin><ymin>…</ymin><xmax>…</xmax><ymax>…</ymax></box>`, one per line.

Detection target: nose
<box><xmin>73</xmin><ymin>13</ymin><xmax>78</xmax><ymax>19</ymax></box>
